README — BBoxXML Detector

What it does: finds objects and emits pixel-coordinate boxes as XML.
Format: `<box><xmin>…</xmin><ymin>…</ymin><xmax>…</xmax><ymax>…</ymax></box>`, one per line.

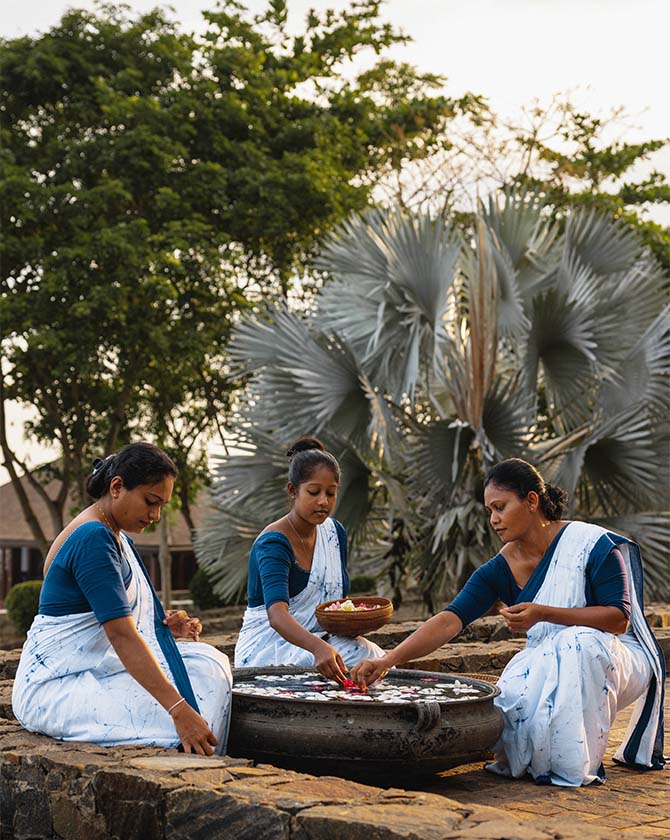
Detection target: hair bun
<box><xmin>286</xmin><ymin>436</ymin><xmax>325</xmax><ymax>459</ymax></box>
<box><xmin>544</xmin><ymin>483</ymin><xmax>568</xmax><ymax>519</ymax></box>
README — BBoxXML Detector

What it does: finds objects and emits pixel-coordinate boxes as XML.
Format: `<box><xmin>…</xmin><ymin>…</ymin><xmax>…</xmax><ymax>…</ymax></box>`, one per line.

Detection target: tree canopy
<box><xmin>1</xmin><ymin>1</ymin><xmax>472</xmax><ymax>549</ymax></box>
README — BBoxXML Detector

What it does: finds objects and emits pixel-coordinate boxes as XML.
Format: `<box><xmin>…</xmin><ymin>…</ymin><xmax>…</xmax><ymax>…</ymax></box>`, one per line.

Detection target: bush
<box><xmin>189</xmin><ymin>568</ymin><xmax>226</xmax><ymax>611</ymax></box>
<box><xmin>349</xmin><ymin>574</ymin><xmax>377</xmax><ymax>595</ymax></box>
<box><xmin>6</xmin><ymin>580</ymin><xmax>42</xmax><ymax>635</ymax></box>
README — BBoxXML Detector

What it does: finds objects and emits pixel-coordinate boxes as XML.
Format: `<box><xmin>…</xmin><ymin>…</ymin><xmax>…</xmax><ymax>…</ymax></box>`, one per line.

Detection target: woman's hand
<box><xmin>163</xmin><ymin>610</ymin><xmax>202</xmax><ymax>641</ymax></box>
<box><xmin>170</xmin><ymin>701</ymin><xmax>218</xmax><ymax>755</ymax></box>
<box><xmin>313</xmin><ymin>639</ymin><xmax>349</xmax><ymax>685</ymax></box>
<box><xmin>499</xmin><ymin>602</ymin><xmax>545</xmax><ymax>632</ymax></box>
<box><xmin>350</xmin><ymin>655</ymin><xmax>391</xmax><ymax>690</ymax></box>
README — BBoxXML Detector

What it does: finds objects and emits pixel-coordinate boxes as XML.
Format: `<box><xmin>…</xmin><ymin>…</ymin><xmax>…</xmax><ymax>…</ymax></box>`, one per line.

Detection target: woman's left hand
<box><xmin>163</xmin><ymin>610</ymin><xmax>202</xmax><ymax>641</ymax></box>
<box><xmin>499</xmin><ymin>602</ymin><xmax>545</xmax><ymax>633</ymax></box>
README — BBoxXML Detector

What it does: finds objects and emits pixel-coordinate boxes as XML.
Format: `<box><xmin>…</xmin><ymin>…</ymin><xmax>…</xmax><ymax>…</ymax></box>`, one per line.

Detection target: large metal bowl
<box><xmin>227</xmin><ymin>666</ymin><xmax>503</xmax><ymax>780</ymax></box>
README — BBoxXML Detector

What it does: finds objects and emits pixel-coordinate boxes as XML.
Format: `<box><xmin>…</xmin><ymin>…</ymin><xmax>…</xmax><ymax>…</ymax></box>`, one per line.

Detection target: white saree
<box><xmin>235</xmin><ymin>517</ymin><xmax>384</xmax><ymax>668</ymax></box>
<box><xmin>13</xmin><ymin>532</ymin><xmax>233</xmax><ymax>753</ymax></box>
<box><xmin>488</xmin><ymin>521</ymin><xmax>665</xmax><ymax>786</ymax></box>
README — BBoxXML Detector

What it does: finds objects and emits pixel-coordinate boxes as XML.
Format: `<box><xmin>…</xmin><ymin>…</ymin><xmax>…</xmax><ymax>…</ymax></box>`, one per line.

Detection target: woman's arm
<box><xmin>267</xmin><ymin>603</ymin><xmax>348</xmax><ymax>684</ymax></box>
<box><xmin>351</xmin><ymin>610</ymin><xmax>463</xmax><ymax>689</ymax></box>
<box><xmin>499</xmin><ymin>602</ymin><xmax>628</xmax><ymax>634</ymax></box>
<box><xmin>104</xmin><ymin>617</ymin><xmax>217</xmax><ymax>754</ymax></box>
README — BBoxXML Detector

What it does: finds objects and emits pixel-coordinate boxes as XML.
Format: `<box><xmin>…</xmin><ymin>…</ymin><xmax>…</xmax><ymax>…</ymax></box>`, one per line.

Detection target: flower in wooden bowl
<box><xmin>315</xmin><ymin>596</ymin><xmax>393</xmax><ymax>637</ymax></box>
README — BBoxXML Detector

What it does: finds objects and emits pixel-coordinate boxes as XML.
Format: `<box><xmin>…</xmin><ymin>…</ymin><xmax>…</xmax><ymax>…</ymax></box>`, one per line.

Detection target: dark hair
<box><xmin>484</xmin><ymin>458</ymin><xmax>568</xmax><ymax>521</ymax></box>
<box><xmin>86</xmin><ymin>442</ymin><xmax>177</xmax><ymax>500</ymax></box>
<box><xmin>286</xmin><ymin>436</ymin><xmax>341</xmax><ymax>487</ymax></box>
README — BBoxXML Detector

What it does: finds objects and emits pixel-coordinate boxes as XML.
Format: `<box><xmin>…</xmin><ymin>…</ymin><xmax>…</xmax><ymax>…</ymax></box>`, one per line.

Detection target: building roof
<box><xmin>0</xmin><ymin>466</ymin><xmax>213</xmax><ymax>551</ymax></box>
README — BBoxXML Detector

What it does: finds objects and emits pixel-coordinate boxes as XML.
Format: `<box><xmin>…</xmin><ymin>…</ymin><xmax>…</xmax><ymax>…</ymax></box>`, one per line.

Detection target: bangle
<box><xmin>167</xmin><ymin>697</ymin><xmax>186</xmax><ymax>715</ymax></box>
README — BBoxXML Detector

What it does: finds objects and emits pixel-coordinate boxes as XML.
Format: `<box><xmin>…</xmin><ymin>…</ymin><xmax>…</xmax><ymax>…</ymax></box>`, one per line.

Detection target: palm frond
<box><xmin>194</xmin><ymin>506</ymin><xmax>264</xmax><ymax>603</ymax></box>
<box><xmin>482</xmin><ymin>189</ymin><xmax>559</xmax><ymax>298</ymax></box>
<box><xmin>487</xmin><ymin>228</ymin><xmax>530</xmax><ymax>338</ymax></box>
<box><xmin>481</xmin><ymin>375</ymin><xmax>533</xmax><ymax>459</ymax></box>
<box><xmin>575</xmin><ymin>409</ymin><xmax>662</xmax><ymax>515</ymax></box>
<box><xmin>565</xmin><ymin>209</ymin><xmax>639</xmax><ymax>276</ymax></box>
<box><xmin>600</xmin><ymin>306</ymin><xmax>670</xmax><ymax>416</ymax></box>
<box><xmin>402</xmin><ymin>418</ymin><xmax>476</xmax><ymax>506</ymax></box>
<box><xmin>193</xmin><ymin>430</ymin><xmax>288</xmax><ymax>601</ymax></box>
<box><xmin>229</xmin><ymin>305</ymin><xmax>314</xmax><ymax>376</ymax></box>
<box><xmin>318</xmin><ymin>209</ymin><xmax>461</xmax><ymax>400</ymax></box>
<box><xmin>524</xmin><ymin>289</ymin><xmax>601</xmax><ymax>426</ymax></box>
<box><xmin>235</xmin><ymin>319</ymin><xmax>373</xmax><ymax>448</ymax></box>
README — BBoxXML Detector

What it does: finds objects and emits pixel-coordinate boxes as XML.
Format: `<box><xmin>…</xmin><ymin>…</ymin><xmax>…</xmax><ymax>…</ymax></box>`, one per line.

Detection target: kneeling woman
<box><xmin>13</xmin><ymin>443</ymin><xmax>232</xmax><ymax>755</ymax></box>
<box><xmin>235</xmin><ymin>437</ymin><xmax>384</xmax><ymax>682</ymax></box>
<box><xmin>352</xmin><ymin>459</ymin><xmax>665</xmax><ymax>786</ymax></box>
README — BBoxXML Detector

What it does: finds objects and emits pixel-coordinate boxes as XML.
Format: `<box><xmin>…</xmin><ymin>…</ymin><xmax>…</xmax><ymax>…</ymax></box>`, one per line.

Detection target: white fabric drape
<box><xmin>13</xmin><ymin>533</ymin><xmax>233</xmax><ymax>753</ymax></box>
<box><xmin>488</xmin><ymin>521</ymin><xmax>662</xmax><ymax>786</ymax></box>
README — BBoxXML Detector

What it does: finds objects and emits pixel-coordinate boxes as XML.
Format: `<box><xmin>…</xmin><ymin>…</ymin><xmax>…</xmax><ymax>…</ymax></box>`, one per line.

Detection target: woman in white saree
<box><xmin>352</xmin><ymin>459</ymin><xmax>665</xmax><ymax>786</ymax></box>
<box><xmin>235</xmin><ymin>437</ymin><xmax>383</xmax><ymax>682</ymax></box>
<box><xmin>13</xmin><ymin>443</ymin><xmax>232</xmax><ymax>755</ymax></box>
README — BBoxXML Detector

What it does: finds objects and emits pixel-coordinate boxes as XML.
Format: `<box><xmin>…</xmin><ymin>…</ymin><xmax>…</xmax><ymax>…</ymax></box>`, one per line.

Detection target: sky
<box><xmin>2</xmin><ymin>0</ymin><xmax>669</xmax><ymax>481</ymax></box>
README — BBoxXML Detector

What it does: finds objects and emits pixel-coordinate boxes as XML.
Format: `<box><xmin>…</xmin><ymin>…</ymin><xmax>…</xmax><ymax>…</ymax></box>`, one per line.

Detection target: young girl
<box><xmin>234</xmin><ymin>436</ymin><xmax>384</xmax><ymax>683</ymax></box>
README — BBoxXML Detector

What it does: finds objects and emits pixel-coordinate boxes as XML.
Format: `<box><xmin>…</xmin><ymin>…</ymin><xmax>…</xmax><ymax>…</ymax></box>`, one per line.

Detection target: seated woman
<box><xmin>235</xmin><ymin>437</ymin><xmax>384</xmax><ymax>683</ymax></box>
<box><xmin>13</xmin><ymin>442</ymin><xmax>232</xmax><ymax>755</ymax></box>
<box><xmin>352</xmin><ymin>458</ymin><xmax>665</xmax><ymax>786</ymax></box>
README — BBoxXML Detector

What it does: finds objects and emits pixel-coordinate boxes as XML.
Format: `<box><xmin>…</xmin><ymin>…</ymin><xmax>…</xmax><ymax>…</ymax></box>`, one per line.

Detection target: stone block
<box><xmin>126</xmin><ymin>754</ymin><xmax>246</xmax><ymax>774</ymax></box>
<box><xmin>399</xmin><ymin>641</ymin><xmax>524</xmax><ymax>675</ymax></box>
<box><xmin>165</xmin><ymin>786</ymin><xmax>290</xmax><ymax>840</ymax></box>
<box><xmin>93</xmin><ymin>768</ymin><xmax>181</xmax><ymax>840</ymax></box>
<box><xmin>0</xmin><ymin>683</ymin><xmax>14</xmax><ymax>722</ymax></box>
<box><xmin>292</xmin><ymin>801</ymin><xmax>464</xmax><ymax>839</ymax></box>
<box><xmin>365</xmin><ymin>622</ymin><xmax>424</xmax><ymax>649</ymax></box>
<box><xmin>0</xmin><ymin>651</ymin><xmax>21</xmax><ymax>682</ymax></box>
<box><xmin>10</xmin><ymin>757</ymin><xmax>52</xmax><ymax>840</ymax></box>
<box><xmin>49</xmin><ymin>791</ymin><xmax>107</xmax><ymax>840</ymax></box>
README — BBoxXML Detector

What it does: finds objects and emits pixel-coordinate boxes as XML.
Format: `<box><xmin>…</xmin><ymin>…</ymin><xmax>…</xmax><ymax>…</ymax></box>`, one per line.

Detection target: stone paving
<box><xmin>413</xmin><ymin>677</ymin><xmax>670</xmax><ymax>839</ymax></box>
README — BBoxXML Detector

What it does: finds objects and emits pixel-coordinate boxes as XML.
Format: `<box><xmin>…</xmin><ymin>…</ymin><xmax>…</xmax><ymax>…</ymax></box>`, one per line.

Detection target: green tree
<box><xmin>1</xmin><ymin>1</ymin><xmax>473</xmax><ymax>553</ymax></box>
<box><xmin>196</xmin><ymin>191</ymin><xmax>670</xmax><ymax>606</ymax></box>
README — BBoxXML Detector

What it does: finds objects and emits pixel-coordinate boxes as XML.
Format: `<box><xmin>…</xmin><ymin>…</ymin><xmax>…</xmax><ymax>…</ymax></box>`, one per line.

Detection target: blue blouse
<box><xmin>445</xmin><ymin>527</ymin><xmax>631</xmax><ymax>628</ymax></box>
<box><xmin>39</xmin><ymin>521</ymin><xmax>133</xmax><ymax>624</ymax></box>
<box><xmin>247</xmin><ymin>520</ymin><xmax>349</xmax><ymax>608</ymax></box>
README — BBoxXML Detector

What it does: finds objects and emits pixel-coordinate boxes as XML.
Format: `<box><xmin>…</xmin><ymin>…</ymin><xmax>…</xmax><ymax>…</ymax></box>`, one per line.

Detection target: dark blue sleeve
<box><xmin>586</xmin><ymin>545</ymin><xmax>631</xmax><ymax>619</ymax></box>
<box><xmin>443</xmin><ymin>558</ymin><xmax>505</xmax><ymax>628</ymax></box>
<box><xmin>68</xmin><ymin>526</ymin><xmax>133</xmax><ymax>624</ymax></box>
<box><xmin>255</xmin><ymin>533</ymin><xmax>295</xmax><ymax>609</ymax></box>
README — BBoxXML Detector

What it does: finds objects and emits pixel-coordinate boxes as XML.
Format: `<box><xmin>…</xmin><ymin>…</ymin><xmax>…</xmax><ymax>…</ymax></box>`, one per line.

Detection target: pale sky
<box><xmin>2</xmin><ymin>0</ymin><xmax>669</xmax><ymax>481</ymax></box>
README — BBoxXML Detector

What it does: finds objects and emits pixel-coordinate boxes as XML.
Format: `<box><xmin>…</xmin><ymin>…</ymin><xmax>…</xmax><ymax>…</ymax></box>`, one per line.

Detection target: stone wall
<box><xmin>0</xmin><ymin>719</ymin><xmax>612</xmax><ymax>840</ymax></box>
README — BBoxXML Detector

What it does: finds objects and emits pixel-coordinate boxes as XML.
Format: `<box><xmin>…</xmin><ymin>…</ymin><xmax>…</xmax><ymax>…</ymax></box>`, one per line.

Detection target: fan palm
<box><xmin>195</xmin><ymin>190</ymin><xmax>670</xmax><ymax>606</ymax></box>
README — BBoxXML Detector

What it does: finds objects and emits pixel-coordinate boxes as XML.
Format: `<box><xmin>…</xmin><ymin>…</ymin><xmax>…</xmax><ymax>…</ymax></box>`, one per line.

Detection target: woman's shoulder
<box><xmin>252</xmin><ymin>530</ymin><xmax>293</xmax><ymax>557</ymax></box>
<box><xmin>45</xmin><ymin>520</ymin><xmax>118</xmax><ymax>574</ymax></box>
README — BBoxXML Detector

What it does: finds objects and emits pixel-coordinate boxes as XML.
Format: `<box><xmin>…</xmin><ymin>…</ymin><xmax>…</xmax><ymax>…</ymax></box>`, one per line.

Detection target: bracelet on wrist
<box><xmin>167</xmin><ymin>697</ymin><xmax>186</xmax><ymax>715</ymax></box>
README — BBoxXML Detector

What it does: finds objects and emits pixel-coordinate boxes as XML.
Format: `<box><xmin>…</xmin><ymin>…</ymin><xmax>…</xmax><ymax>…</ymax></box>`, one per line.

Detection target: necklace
<box><xmin>95</xmin><ymin>502</ymin><xmax>120</xmax><ymax>541</ymax></box>
<box><xmin>285</xmin><ymin>513</ymin><xmax>313</xmax><ymax>564</ymax></box>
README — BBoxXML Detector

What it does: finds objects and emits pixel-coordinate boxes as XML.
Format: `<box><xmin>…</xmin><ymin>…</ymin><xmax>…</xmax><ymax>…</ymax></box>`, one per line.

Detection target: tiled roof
<box><xmin>0</xmin><ymin>466</ymin><xmax>213</xmax><ymax>551</ymax></box>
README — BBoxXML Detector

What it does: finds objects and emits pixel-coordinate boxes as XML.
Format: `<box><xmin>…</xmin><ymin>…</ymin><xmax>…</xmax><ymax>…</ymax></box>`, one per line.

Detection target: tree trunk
<box><xmin>0</xmin><ymin>377</ymin><xmax>50</xmax><ymax>558</ymax></box>
<box><xmin>158</xmin><ymin>514</ymin><xmax>172</xmax><ymax>611</ymax></box>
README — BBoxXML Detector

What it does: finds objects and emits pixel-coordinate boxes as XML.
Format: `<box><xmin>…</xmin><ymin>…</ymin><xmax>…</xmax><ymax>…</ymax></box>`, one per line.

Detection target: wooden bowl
<box><xmin>315</xmin><ymin>596</ymin><xmax>393</xmax><ymax>637</ymax></box>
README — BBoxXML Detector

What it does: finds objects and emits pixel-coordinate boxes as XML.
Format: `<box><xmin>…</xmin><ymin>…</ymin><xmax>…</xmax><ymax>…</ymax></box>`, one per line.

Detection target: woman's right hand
<box><xmin>170</xmin><ymin>702</ymin><xmax>218</xmax><ymax>755</ymax></box>
<box><xmin>313</xmin><ymin>639</ymin><xmax>349</xmax><ymax>685</ymax></box>
<box><xmin>351</xmin><ymin>654</ymin><xmax>392</xmax><ymax>690</ymax></box>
